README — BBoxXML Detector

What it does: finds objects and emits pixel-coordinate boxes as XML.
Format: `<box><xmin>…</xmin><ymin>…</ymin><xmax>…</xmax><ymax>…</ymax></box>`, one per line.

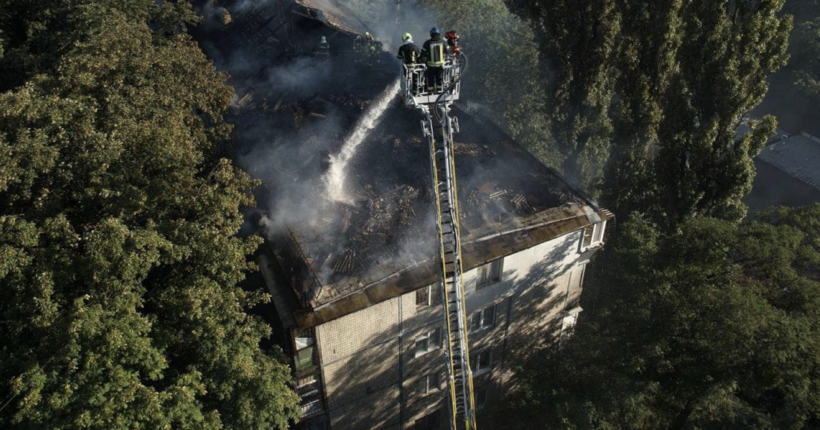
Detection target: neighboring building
<box><xmin>198</xmin><ymin>1</ymin><xmax>612</xmax><ymax>429</ymax></box>
<box><xmin>744</xmin><ymin>131</ymin><xmax>820</xmax><ymax>213</ymax></box>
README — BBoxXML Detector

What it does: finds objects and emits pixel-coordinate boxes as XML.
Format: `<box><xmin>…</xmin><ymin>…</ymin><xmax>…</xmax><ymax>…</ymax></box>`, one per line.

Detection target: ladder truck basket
<box><xmin>401</xmin><ymin>58</ymin><xmax>462</xmax><ymax>107</ymax></box>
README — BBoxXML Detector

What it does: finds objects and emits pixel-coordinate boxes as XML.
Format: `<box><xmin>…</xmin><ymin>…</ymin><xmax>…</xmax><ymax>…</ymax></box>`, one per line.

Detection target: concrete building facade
<box><xmin>260</xmin><ymin>215</ymin><xmax>608</xmax><ymax>430</ymax></box>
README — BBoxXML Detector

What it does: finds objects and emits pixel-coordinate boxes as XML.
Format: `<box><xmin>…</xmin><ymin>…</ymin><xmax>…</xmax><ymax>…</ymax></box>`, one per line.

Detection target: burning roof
<box><xmin>293</xmin><ymin>0</ymin><xmax>371</xmax><ymax>35</ymax></box>
<box><xmin>265</xmin><ymin>102</ymin><xmax>606</xmax><ymax>326</ymax></box>
<box><xmin>195</xmin><ymin>0</ymin><xmax>611</xmax><ymax>328</ymax></box>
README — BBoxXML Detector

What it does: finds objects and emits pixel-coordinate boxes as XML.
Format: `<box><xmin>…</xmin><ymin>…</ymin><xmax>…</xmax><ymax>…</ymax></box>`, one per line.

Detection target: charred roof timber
<box><xmin>199</xmin><ymin>0</ymin><xmax>613</xmax><ymax>330</ymax></box>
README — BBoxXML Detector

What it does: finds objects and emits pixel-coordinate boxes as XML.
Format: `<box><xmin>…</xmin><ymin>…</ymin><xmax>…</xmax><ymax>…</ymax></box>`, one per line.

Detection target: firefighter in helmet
<box><xmin>353</xmin><ymin>35</ymin><xmax>364</xmax><ymax>64</ymax></box>
<box><xmin>397</xmin><ymin>32</ymin><xmax>421</xmax><ymax>94</ymax></box>
<box><xmin>370</xmin><ymin>37</ymin><xmax>383</xmax><ymax>65</ymax></box>
<box><xmin>421</xmin><ymin>27</ymin><xmax>447</xmax><ymax>92</ymax></box>
<box><xmin>315</xmin><ymin>36</ymin><xmax>330</xmax><ymax>60</ymax></box>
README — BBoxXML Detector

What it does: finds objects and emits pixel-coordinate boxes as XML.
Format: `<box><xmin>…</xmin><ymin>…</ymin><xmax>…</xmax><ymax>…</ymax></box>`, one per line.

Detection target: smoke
<box><xmin>344</xmin><ymin>0</ymin><xmax>438</xmax><ymax>52</ymax></box>
<box><xmin>194</xmin><ymin>0</ymin><xmax>472</xmax><ymax>285</ymax></box>
<box><xmin>325</xmin><ymin>78</ymin><xmax>401</xmax><ymax>203</ymax></box>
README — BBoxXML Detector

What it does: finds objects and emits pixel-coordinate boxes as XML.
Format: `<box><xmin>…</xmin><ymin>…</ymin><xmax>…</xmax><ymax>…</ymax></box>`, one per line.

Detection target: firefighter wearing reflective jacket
<box><xmin>353</xmin><ymin>35</ymin><xmax>364</xmax><ymax>64</ymax></box>
<box><xmin>315</xmin><ymin>36</ymin><xmax>330</xmax><ymax>60</ymax></box>
<box><xmin>421</xmin><ymin>27</ymin><xmax>447</xmax><ymax>92</ymax></box>
<box><xmin>397</xmin><ymin>32</ymin><xmax>421</xmax><ymax>94</ymax></box>
<box><xmin>371</xmin><ymin>37</ymin><xmax>383</xmax><ymax>65</ymax></box>
<box><xmin>397</xmin><ymin>33</ymin><xmax>420</xmax><ymax>65</ymax></box>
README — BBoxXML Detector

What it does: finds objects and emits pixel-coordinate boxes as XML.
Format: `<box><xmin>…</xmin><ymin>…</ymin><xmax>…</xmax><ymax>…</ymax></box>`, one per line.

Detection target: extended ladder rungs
<box><xmin>422</xmin><ymin>101</ymin><xmax>476</xmax><ymax>430</ymax></box>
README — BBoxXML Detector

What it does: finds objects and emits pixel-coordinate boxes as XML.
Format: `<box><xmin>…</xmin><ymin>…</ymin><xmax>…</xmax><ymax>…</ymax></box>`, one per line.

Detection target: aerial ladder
<box><xmin>401</xmin><ymin>52</ymin><xmax>476</xmax><ymax>430</ymax></box>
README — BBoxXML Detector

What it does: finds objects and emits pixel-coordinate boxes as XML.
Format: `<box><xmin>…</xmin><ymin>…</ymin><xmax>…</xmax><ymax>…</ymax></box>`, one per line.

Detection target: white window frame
<box><xmin>416</xmin><ymin>284</ymin><xmax>441</xmax><ymax>309</ymax></box>
<box><xmin>476</xmin><ymin>258</ymin><xmax>504</xmax><ymax>289</ymax></box>
<box><xmin>471</xmin><ymin>350</ymin><xmax>493</xmax><ymax>376</ymax></box>
<box><xmin>414</xmin><ymin>327</ymin><xmax>442</xmax><ymax>358</ymax></box>
<box><xmin>592</xmin><ymin>220</ymin><xmax>606</xmax><ymax>245</ymax></box>
<box><xmin>470</xmin><ymin>304</ymin><xmax>497</xmax><ymax>333</ymax></box>
<box><xmin>581</xmin><ymin>221</ymin><xmax>607</xmax><ymax>250</ymax></box>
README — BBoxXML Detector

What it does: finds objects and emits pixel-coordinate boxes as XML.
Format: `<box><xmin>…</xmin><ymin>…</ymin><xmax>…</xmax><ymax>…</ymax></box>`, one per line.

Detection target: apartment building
<box><xmin>198</xmin><ymin>1</ymin><xmax>613</xmax><ymax>428</ymax></box>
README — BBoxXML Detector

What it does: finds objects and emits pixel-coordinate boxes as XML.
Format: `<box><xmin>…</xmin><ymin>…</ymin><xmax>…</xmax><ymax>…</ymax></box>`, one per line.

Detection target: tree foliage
<box><xmin>494</xmin><ymin>205</ymin><xmax>820</xmax><ymax>430</ymax></box>
<box><xmin>510</xmin><ymin>0</ymin><xmax>791</xmax><ymax>223</ymax></box>
<box><xmin>507</xmin><ymin>0</ymin><xmax>621</xmax><ymax>192</ymax></box>
<box><xmin>0</xmin><ymin>2</ymin><xmax>299</xmax><ymax>429</ymax></box>
<box><xmin>787</xmin><ymin>17</ymin><xmax>820</xmax><ymax>104</ymax></box>
<box><xmin>0</xmin><ymin>0</ymin><xmax>199</xmax><ymax>92</ymax></box>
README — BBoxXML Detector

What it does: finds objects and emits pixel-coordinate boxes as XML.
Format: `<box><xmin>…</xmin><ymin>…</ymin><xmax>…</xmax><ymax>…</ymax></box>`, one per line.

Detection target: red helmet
<box><xmin>445</xmin><ymin>31</ymin><xmax>460</xmax><ymax>53</ymax></box>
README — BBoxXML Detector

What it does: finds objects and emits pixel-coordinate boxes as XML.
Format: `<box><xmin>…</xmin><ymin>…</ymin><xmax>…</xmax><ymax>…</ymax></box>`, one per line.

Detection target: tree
<box><xmin>0</xmin><ymin>3</ymin><xmax>299</xmax><ymax>429</ymax></box>
<box><xmin>510</xmin><ymin>1</ymin><xmax>791</xmax><ymax>223</ymax></box>
<box><xmin>507</xmin><ymin>0</ymin><xmax>621</xmax><ymax>192</ymax></box>
<box><xmin>649</xmin><ymin>1</ymin><xmax>791</xmax><ymax>224</ymax></box>
<box><xmin>0</xmin><ymin>0</ymin><xmax>198</xmax><ymax>92</ymax></box>
<box><xmin>787</xmin><ymin>17</ymin><xmax>820</xmax><ymax>104</ymax></box>
<box><xmin>493</xmin><ymin>207</ymin><xmax>820</xmax><ymax>430</ymax></box>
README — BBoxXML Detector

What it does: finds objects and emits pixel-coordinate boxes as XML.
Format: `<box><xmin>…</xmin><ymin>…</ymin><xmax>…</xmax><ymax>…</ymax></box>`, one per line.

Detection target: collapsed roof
<box><xmin>197</xmin><ymin>0</ymin><xmax>611</xmax><ymax>328</ymax></box>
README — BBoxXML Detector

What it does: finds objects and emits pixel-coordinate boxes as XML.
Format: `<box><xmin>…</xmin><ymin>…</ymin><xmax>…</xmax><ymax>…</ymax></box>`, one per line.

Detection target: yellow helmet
<box><xmin>402</xmin><ymin>33</ymin><xmax>412</xmax><ymax>42</ymax></box>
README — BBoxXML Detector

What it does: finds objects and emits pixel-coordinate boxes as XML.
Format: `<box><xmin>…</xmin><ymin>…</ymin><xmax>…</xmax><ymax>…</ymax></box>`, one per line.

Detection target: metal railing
<box><xmin>401</xmin><ymin>58</ymin><xmax>462</xmax><ymax>106</ymax></box>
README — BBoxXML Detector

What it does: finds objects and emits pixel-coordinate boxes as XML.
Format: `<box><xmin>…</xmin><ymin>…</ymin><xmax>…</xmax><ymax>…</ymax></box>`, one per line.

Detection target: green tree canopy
<box><xmin>787</xmin><ymin>17</ymin><xmax>820</xmax><ymax>104</ymax></box>
<box><xmin>494</xmin><ymin>205</ymin><xmax>820</xmax><ymax>430</ymax></box>
<box><xmin>0</xmin><ymin>2</ymin><xmax>299</xmax><ymax>429</ymax></box>
<box><xmin>506</xmin><ymin>0</ymin><xmax>621</xmax><ymax>192</ymax></box>
<box><xmin>510</xmin><ymin>0</ymin><xmax>791</xmax><ymax>224</ymax></box>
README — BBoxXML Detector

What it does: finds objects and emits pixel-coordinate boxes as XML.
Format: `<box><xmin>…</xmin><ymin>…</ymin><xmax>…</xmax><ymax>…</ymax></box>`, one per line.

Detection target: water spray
<box><xmin>325</xmin><ymin>78</ymin><xmax>401</xmax><ymax>203</ymax></box>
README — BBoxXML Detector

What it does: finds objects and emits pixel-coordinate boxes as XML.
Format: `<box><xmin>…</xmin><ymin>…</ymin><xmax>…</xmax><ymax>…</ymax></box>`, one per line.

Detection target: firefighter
<box><xmin>353</xmin><ymin>35</ymin><xmax>364</xmax><ymax>64</ymax></box>
<box><xmin>315</xmin><ymin>36</ymin><xmax>330</xmax><ymax>60</ymax></box>
<box><xmin>397</xmin><ymin>32</ymin><xmax>420</xmax><ymax>65</ymax></box>
<box><xmin>445</xmin><ymin>30</ymin><xmax>460</xmax><ymax>55</ymax></box>
<box><xmin>421</xmin><ymin>27</ymin><xmax>447</xmax><ymax>92</ymax></box>
<box><xmin>397</xmin><ymin>32</ymin><xmax>421</xmax><ymax>94</ymax></box>
<box><xmin>371</xmin><ymin>37</ymin><xmax>383</xmax><ymax>64</ymax></box>
<box><xmin>363</xmin><ymin>32</ymin><xmax>376</xmax><ymax>65</ymax></box>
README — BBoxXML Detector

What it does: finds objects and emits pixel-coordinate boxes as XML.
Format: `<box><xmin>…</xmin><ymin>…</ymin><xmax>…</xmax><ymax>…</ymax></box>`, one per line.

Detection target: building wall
<box><xmin>311</xmin><ymin>227</ymin><xmax>596</xmax><ymax>430</ymax></box>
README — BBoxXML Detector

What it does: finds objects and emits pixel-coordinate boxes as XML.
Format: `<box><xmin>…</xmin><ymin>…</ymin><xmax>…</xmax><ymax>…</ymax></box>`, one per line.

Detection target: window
<box><xmin>476</xmin><ymin>258</ymin><xmax>503</xmax><ymax>289</ymax></box>
<box><xmin>416</xmin><ymin>284</ymin><xmax>442</xmax><ymax>309</ymax></box>
<box><xmin>415</xmin><ymin>371</ymin><xmax>443</xmax><ymax>396</ymax></box>
<box><xmin>560</xmin><ymin>307</ymin><xmax>583</xmax><ymax>340</ymax></box>
<box><xmin>470</xmin><ymin>305</ymin><xmax>496</xmax><ymax>333</ymax></box>
<box><xmin>593</xmin><ymin>220</ymin><xmax>606</xmax><ymax>244</ymax></box>
<box><xmin>582</xmin><ymin>221</ymin><xmax>607</xmax><ymax>248</ymax></box>
<box><xmin>414</xmin><ymin>409</ymin><xmax>440</xmax><ymax>430</ymax></box>
<box><xmin>294</xmin><ymin>329</ymin><xmax>317</xmax><ymax>372</ymax></box>
<box><xmin>475</xmin><ymin>387</ymin><xmax>489</xmax><ymax>409</ymax></box>
<box><xmin>415</xmin><ymin>327</ymin><xmax>442</xmax><ymax>357</ymax></box>
<box><xmin>471</xmin><ymin>350</ymin><xmax>493</xmax><ymax>375</ymax></box>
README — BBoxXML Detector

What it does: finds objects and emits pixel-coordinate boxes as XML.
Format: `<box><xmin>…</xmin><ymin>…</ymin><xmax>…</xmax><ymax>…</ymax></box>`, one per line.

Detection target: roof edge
<box><xmin>290</xmin><ymin>207</ymin><xmax>611</xmax><ymax>328</ymax></box>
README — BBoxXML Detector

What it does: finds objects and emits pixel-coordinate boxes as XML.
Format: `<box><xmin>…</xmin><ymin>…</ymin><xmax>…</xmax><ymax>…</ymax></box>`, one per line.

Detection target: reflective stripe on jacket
<box><xmin>427</xmin><ymin>41</ymin><xmax>445</xmax><ymax>67</ymax></box>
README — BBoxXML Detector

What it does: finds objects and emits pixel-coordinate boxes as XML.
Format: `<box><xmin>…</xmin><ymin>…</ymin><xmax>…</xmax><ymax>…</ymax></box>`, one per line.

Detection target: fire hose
<box><xmin>434</xmin><ymin>52</ymin><xmax>468</xmax><ymax>122</ymax></box>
